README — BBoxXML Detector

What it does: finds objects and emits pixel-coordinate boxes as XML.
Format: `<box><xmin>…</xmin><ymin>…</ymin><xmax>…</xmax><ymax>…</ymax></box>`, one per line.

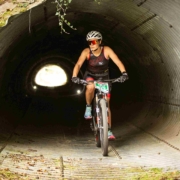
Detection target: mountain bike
<box><xmin>79</xmin><ymin>78</ymin><xmax>119</xmax><ymax>156</ymax></box>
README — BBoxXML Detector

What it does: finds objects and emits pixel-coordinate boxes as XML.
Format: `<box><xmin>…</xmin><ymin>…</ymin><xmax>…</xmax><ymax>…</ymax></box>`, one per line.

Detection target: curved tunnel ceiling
<box><xmin>1</xmin><ymin>0</ymin><xmax>180</xmax><ymax>176</ymax></box>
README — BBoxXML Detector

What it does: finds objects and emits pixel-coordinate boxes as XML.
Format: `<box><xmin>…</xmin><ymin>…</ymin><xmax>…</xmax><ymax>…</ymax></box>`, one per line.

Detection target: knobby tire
<box><xmin>94</xmin><ymin>116</ymin><xmax>101</xmax><ymax>147</ymax></box>
<box><xmin>99</xmin><ymin>99</ymin><xmax>108</xmax><ymax>156</ymax></box>
<box><xmin>93</xmin><ymin>97</ymin><xmax>101</xmax><ymax>147</ymax></box>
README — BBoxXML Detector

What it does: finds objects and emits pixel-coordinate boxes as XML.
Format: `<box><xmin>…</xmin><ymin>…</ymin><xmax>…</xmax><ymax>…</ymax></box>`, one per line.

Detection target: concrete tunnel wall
<box><xmin>0</xmin><ymin>0</ymin><xmax>180</xmax><ymax>151</ymax></box>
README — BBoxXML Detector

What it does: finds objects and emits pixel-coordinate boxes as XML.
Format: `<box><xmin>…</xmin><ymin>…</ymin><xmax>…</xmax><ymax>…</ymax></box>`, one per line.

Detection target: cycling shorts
<box><xmin>83</xmin><ymin>70</ymin><xmax>112</xmax><ymax>97</ymax></box>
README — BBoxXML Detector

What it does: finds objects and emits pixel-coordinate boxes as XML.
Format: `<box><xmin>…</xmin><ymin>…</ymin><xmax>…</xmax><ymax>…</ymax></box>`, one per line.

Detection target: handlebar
<box><xmin>79</xmin><ymin>78</ymin><xmax>120</xmax><ymax>86</ymax></box>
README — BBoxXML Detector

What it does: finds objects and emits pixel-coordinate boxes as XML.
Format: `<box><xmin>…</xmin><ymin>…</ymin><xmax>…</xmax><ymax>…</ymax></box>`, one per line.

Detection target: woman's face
<box><xmin>88</xmin><ymin>39</ymin><xmax>101</xmax><ymax>51</ymax></box>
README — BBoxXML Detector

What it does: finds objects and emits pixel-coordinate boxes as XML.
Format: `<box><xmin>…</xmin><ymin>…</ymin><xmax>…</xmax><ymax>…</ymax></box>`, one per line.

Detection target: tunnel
<box><xmin>0</xmin><ymin>0</ymin><xmax>180</xmax><ymax>179</ymax></box>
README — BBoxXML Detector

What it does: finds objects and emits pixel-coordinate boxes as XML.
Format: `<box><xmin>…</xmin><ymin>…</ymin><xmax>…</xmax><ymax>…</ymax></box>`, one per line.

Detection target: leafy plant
<box><xmin>54</xmin><ymin>0</ymin><xmax>103</xmax><ymax>34</ymax></box>
<box><xmin>0</xmin><ymin>0</ymin><xmax>102</xmax><ymax>31</ymax></box>
<box><xmin>54</xmin><ymin>0</ymin><xmax>77</xmax><ymax>34</ymax></box>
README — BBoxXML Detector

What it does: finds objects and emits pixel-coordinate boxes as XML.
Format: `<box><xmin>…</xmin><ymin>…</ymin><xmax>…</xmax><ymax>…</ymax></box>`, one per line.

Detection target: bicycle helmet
<box><xmin>86</xmin><ymin>31</ymin><xmax>102</xmax><ymax>41</ymax></box>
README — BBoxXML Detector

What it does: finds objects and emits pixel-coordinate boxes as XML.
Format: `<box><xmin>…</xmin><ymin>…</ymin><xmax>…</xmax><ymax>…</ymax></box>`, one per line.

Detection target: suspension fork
<box><xmin>95</xmin><ymin>94</ymin><xmax>100</xmax><ymax>128</ymax></box>
<box><xmin>96</xmin><ymin>94</ymin><xmax>109</xmax><ymax>128</ymax></box>
<box><xmin>105</xmin><ymin>94</ymin><xmax>109</xmax><ymax>120</ymax></box>
<box><xmin>90</xmin><ymin>94</ymin><xmax>99</xmax><ymax>132</ymax></box>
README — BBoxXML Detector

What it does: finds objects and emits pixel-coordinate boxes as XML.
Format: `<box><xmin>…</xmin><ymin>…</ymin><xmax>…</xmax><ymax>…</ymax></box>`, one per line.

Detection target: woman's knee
<box><xmin>86</xmin><ymin>84</ymin><xmax>95</xmax><ymax>93</ymax></box>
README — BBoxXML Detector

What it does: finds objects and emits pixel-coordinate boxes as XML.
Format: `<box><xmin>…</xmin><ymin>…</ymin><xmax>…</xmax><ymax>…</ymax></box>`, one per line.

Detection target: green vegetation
<box><xmin>0</xmin><ymin>167</ymin><xmax>180</xmax><ymax>179</ymax></box>
<box><xmin>54</xmin><ymin>0</ymin><xmax>76</xmax><ymax>34</ymax></box>
<box><xmin>0</xmin><ymin>0</ymin><xmax>101</xmax><ymax>32</ymax></box>
<box><xmin>130</xmin><ymin>167</ymin><xmax>180</xmax><ymax>180</ymax></box>
<box><xmin>0</xmin><ymin>169</ymin><xmax>30</xmax><ymax>180</ymax></box>
<box><xmin>0</xmin><ymin>2</ymin><xmax>28</xmax><ymax>27</ymax></box>
<box><xmin>54</xmin><ymin>0</ymin><xmax>103</xmax><ymax>33</ymax></box>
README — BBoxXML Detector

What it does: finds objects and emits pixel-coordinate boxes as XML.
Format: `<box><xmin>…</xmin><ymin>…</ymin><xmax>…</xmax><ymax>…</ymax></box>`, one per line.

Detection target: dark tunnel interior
<box><xmin>1</xmin><ymin>0</ymin><xmax>180</xmax><ymax>177</ymax></box>
<box><xmin>1</xmin><ymin>6</ymin><xmax>138</xmax><ymax>128</ymax></box>
<box><xmin>2</xmin><ymin>17</ymin><xmax>134</xmax><ymax>126</ymax></box>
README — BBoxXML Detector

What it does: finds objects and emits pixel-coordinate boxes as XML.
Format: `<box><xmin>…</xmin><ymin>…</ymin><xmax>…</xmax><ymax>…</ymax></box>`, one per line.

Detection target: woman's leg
<box><xmin>84</xmin><ymin>77</ymin><xmax>95</xmax><ymax>119</ymax></box>
<box><xmin>85</xmin><ymin>77</ymin><xmax>95</xmax><ymax>105</ymax></box>
<box><xmin>107</xmin><ymin>94</ymin><xmax>115</xmax><ymax>139</ymax></box>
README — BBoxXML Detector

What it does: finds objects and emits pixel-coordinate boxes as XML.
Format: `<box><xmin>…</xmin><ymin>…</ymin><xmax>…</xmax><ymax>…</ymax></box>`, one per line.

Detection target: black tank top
<box><xmin>87</xmin><ymin>47</ymin><xmax>109</xmax><ymax>74</ymax></box>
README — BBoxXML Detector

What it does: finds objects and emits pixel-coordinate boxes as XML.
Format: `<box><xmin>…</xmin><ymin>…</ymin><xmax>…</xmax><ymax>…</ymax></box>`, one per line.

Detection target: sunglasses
<box><xmin>88</xmin><ymin>40</ymin><xmax>99</xmax><ymax>45</ymax></box>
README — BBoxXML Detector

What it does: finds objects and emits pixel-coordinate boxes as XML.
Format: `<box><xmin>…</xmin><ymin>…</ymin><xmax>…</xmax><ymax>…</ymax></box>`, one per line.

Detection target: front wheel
<box><xmin>95</xmin><ymin>130</ymin><xmax>101</xmax><ymax>147</ymax></box>
<box><xmin>93</xmin><ymin>116</ymin><xmax>101</xmax><ymax>147</ymax></box>
<box><xmin>99</xmin><ymin>99</ymin><xmax>108</xmax><ymax>156</ymax></box>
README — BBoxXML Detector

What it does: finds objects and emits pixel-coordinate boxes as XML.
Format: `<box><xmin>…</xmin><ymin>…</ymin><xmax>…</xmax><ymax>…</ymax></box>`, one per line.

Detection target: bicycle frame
<box><xmin>91</xmin><ymin>81</ymin><xmax>110</xmax><ymax>156</ymax></box>
<box><xmin>79</xmin><ymin>78</ymin><xmax>119</xmax><ymax>156</ymax></box>
<box><xmin>94</xmin><ymin>88</ymin><xmax>108</xmax><ymax>129</ymax></box>
<box><xmin>90</xmin><ymin>81</ymin><xmax>109</xmax><ymax>130</ymax></box>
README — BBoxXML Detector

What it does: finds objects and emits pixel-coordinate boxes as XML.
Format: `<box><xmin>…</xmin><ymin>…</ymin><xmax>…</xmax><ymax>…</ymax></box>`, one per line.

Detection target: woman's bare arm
<box><xmin>72</xmin><ymin>48</ymin><xmax>89</xmax><ymax>77</ymax></box>
<box><xmin>105</xmin><ymin>46</ymin><xmax>126</xmax><ymax>73</ymax></box>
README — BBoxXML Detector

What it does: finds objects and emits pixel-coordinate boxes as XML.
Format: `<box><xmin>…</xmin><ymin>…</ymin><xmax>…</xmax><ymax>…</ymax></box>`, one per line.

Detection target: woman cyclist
<box><xmin>72</xmin><ymin>31</ymin><xmax>129</xmax><ymax>140</ymax></box>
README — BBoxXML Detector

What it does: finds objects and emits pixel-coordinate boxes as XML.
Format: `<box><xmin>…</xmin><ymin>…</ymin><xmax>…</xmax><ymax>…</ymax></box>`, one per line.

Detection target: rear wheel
<box><xmin>99</xmin><ymin>99</ymin><xmax>108</xmax><ymax>156</ymax></box>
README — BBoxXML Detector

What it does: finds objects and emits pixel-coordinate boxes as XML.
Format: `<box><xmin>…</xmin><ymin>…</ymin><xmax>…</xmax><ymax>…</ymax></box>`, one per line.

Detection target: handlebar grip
<box><xmin>79</xmin><ymin>79</ymin><xmax>87</xmax><ymax>85</ymax></box>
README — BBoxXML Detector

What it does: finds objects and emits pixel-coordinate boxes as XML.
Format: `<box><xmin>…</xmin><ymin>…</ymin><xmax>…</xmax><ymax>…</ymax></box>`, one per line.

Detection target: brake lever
<box><xmin>112</xmin><ymin>79</ymin><xmax>118</xmax><ymax>83</ymax></box>
<box><xmin>79</xmin><ymin>80</ymin><xmax>88</xmax><ymax>85</ymax></box>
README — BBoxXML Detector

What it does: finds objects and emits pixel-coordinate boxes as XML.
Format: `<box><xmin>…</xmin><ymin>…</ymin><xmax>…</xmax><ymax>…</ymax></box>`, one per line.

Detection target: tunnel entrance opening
<box><xmin>35</xmin><ymin>64</ymin><xmax>67</xmax><ymax>87</ymax></box>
